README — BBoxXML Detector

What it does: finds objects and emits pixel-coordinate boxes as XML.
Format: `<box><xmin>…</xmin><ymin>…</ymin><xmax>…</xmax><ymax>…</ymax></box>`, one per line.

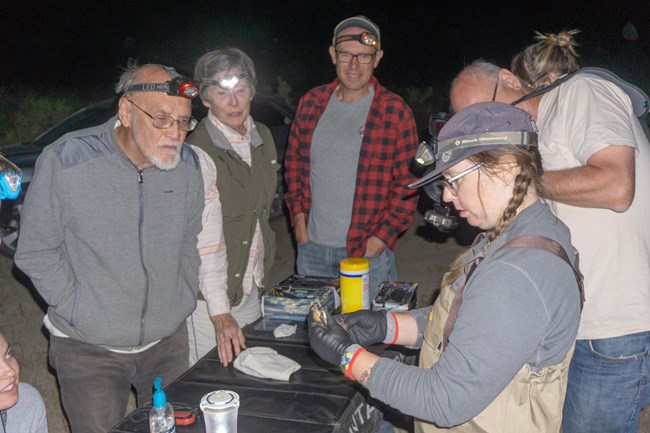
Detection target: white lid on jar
<box><xmin>200</xmin><ymin>390</ymin><xmax>240</xmax><ymax>412</ymax></box>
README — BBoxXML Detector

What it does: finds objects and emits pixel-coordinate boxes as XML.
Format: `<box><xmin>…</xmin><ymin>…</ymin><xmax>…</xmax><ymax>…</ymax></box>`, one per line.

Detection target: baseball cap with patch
<box><xmin>333</xmin><ymin>15</ymin><xmax>381</xmax><ymax>46</ymax></box>
<box><xmin>409</xmin><ymin>102</ymin><xmax>538</xmax><ymax>188</ymax></box>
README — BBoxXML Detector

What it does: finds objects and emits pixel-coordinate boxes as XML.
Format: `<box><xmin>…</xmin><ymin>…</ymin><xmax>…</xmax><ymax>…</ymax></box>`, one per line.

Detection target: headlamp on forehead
<box><xmin>411</xmin><ymin>116</ymin><xmax>538</xmax><ymax>230</ymax></box>
<box><xmin>335</xmin><ymin>32</ymin><xmax>378</xmax><ymax>47</ymax></box>
<box><xmin>201</xmin><ymin>71</ymin><xmax>250</xmax><ymax>90</ymax></box>
<box><xmin>123</xmin><ymin>66</ymin><xmax>199</xmax><ymax>99</ymax></box>
<box><xmin>0</xmin><ymin>155</ymin><xmax>22</xmax><ymax>200</ymax></box>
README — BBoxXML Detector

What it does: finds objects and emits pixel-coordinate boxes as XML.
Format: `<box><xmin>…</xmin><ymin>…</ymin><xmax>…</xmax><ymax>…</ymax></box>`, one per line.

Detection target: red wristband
<box><xmin>386</xmin><ymin>311</ymin><xmax>399</xmax><ymax>345</ymax></box>
<box><xmin>343</xmin><ymin>347</ymin><xmax>366</xmax><ymax>381</ymax></box>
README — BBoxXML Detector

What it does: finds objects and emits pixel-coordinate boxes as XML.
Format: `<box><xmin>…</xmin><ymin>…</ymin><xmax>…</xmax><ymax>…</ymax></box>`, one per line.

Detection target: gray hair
<box><xmin>452</xmin><ymin>59</ymin><xmax>500</xmax><ymax>89</ymax></box>
<box><xmin>114</xmin><ymin>61</ymin><xmax>167</xmax><ymax>95</ymax></box>
<box><xmin>194</xmin><ymin>48</ymin><xmax>257</xmax><ymax>100</ymax></box>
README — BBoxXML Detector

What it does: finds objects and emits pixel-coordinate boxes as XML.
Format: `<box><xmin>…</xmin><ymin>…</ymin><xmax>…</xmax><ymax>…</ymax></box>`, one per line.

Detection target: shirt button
<box><xmin>235</xmin><ymin>273</ymin><xmax>241</xmax><ymax>278</ymax></box>
<box><xmin>242</xmin><ymin>240</ymin><xmax>248</xmax><ymax>245</ymax></box>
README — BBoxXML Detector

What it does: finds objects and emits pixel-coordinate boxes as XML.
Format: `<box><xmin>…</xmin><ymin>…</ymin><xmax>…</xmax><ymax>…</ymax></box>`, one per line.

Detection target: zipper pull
<box><xmin>138</xmin><ymin>171</ymin><xmax>143</xmax><ymax>183</ymax></box>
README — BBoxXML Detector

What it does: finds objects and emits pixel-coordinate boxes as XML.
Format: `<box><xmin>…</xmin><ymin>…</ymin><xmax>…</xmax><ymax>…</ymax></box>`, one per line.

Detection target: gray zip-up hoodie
<box><xmin>15</xmin><ymin>117</ymin><xmax>204</xmax><ymax>348</ymax></box>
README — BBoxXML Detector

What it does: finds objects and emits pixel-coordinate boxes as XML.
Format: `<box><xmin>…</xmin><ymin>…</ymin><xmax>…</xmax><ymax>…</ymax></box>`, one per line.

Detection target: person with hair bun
<box><xmin>309</xmin><ymin>102</ymin><xmax>582</xmax><ymax>432</ymax></box>
<box><xmin>451</xmin><ymin>31</ymin><xmax>650</xmax><ymax>433</ymax></box>
<box><xmin>511</xmin><ymin>29</ymin><xmax>580</xmax><ymax>88</ymax></box>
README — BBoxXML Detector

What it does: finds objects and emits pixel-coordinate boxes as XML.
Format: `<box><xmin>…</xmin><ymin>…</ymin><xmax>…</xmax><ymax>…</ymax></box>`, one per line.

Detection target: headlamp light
<box><xmin>0</xmin><ymin>155</ymin><xmax>22</xmax><ymax>200</ymax></box>
<box><xmin>335</xmin><ymin>32</ymin><xmax>378</xmax><ymax>47</ymax></box>
<box><xmin>201</xmin><ymin>71</ymin><xmax>250</xmax><ymax>90</ymax></box>
<box><xmin>123</xmin><ymin>66</ymin><xmax>199</xmax><ymax>99</ymax></box>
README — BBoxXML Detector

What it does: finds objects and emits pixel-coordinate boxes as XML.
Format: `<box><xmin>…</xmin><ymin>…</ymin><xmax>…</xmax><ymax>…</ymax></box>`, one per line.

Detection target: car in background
<box><xmin>0</xmin><ymin>94</ymin><xmax>294</xmax><ymax>257</ymax></box>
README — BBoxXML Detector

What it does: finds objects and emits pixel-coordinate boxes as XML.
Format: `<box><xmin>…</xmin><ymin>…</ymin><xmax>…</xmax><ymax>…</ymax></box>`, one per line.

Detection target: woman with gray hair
<box><xmin>186</xmin><ymin>48</ymin><xmax>279</xmax><ymax>367</ymax></box>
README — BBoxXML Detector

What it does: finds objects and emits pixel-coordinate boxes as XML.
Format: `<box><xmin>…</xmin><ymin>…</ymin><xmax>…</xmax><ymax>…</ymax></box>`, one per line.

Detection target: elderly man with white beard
<box><xmin>14</xmin><ymin>64</ymin><xmax>205</xmax><ymax>433</ymax></box>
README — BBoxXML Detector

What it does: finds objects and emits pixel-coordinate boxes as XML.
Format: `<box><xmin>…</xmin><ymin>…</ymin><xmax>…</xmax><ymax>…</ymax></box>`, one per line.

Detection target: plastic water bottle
<box><xmin>149</xmin><ymin>377</ymin><xmax>176</xmax><ymax>433</ymax></box>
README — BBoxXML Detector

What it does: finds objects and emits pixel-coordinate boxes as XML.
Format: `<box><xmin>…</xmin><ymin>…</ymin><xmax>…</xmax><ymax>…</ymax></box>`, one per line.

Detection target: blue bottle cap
<box><xmin>152</xmin><ymin>377</ymin><xmax>167</xmax><ymax>408</ymax></box>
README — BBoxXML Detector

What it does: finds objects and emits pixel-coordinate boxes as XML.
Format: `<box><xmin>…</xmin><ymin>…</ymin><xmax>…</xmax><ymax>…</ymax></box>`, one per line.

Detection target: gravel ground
<box><xmin>1</xmin><ymin>214</ymin><xmax>648</xmax><ymax>432</ymax></box>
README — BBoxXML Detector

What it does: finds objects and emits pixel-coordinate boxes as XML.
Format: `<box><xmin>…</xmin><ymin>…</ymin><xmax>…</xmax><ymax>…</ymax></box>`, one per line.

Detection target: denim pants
<box><xmin>49</xmin><ymin>324</ymin><xmax>189</xmax><ymax>433</ymax></box>
<box><xmin>562</xmin><ymin>331</ymin><xmax>650</xmax><ymax>433</ymax></box>
<box><xmin>296</xmin><ymin>240</ymin><xmax>397</xmax><ymax>302</ymax></box>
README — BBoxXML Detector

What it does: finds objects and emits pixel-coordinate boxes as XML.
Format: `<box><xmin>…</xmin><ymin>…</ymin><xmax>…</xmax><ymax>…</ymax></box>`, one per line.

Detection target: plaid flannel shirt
<box><xmin>284</xmin><ymin>77</ymin><xmax>419</xmax><ymax>257</ymax></box>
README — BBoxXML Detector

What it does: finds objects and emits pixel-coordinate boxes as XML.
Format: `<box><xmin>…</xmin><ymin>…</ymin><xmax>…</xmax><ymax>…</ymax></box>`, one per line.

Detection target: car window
<box><xmin>33</xmin><ymin>98</ymin><xmax>118</xmax><ymax>146</ymax></box>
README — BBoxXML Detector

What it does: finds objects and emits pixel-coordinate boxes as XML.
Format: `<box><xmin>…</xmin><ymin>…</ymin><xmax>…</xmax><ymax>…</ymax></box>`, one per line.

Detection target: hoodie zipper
<box><xmin>137</xmin><ymin>169</ymin><xmax>149</xmax><ymax>346</ymax></box>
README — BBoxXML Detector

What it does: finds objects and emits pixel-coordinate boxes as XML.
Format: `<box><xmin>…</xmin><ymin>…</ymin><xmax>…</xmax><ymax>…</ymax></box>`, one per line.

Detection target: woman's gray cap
<box><xmin>332</xmin><ymin>15</ymin><xmax>381</xmax><ymax>45</ymax></box>
<box><xmin>409</xmin><ymin>102</ymin><xmax>538</xmax><ymax>188</ymax></box>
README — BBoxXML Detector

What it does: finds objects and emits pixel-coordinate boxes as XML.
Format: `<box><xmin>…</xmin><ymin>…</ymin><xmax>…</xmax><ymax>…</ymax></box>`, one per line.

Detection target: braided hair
<box><xmin>440</xmin><ymin>143</ymin><xmax>547</xmax><ymax>288</ymax></box>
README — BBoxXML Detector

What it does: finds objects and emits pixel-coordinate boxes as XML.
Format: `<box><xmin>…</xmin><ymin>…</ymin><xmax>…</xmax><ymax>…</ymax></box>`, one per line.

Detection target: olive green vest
<box><xmin>188</xmin><ymin>117</ymin><xmax>278</xmax><ymax>306</ymax></box>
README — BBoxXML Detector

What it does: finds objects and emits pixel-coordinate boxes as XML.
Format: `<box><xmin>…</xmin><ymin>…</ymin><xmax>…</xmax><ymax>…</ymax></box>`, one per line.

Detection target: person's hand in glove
<box><xmin>335</xmin><ymin>310</ymin><xmax>389</xmax><ymax>346</ymax></box>
<box><xmin>309</xmin><ymin>304</ymin><xmax>380</xmax><ymax>384</ymax></box>
<box><xmin>308</xmin><ymin>305</ymin><xmax>356</xmax><ymax>367</ymax></box>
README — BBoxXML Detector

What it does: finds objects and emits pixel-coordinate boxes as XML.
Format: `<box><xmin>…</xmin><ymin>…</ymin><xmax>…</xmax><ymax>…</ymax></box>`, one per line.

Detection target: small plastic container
<box><xmin>200</xmin><ymin>390</ymin><xmax>240</xmax><ymax>433</ymax></box>
<box><xmin>340</xmin><ymin>258</ymin><xmax>370</xmax><ymax>313</ymax></box>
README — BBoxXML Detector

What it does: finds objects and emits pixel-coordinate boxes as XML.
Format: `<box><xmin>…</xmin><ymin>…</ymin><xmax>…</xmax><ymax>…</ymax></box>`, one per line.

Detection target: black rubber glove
<box><xmin>335</xmin><ymin>310</ymin><xmax>387</xmax><ymax>346</ymax></box>
<box><xmin>308</xmin><ymin>307</ymin><xmax>355</xmax><ymax>367</ymax></box>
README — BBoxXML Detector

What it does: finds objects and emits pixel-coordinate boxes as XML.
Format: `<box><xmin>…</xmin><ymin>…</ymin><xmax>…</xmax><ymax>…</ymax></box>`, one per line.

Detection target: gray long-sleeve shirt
<box><xmin>14</xmin><ymin>117</ymin><xmax>204</xmax><ymax>348</ymax></box>
<box><xmin>369</xmin><ymin>200</ymin><xmax>581</xmax><ymax>427</ymax></box>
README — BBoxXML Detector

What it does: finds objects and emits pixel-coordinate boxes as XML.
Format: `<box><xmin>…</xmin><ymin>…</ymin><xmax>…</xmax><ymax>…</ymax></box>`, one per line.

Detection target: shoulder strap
<box><xmin>441</xmin><ymin>234</ymin><xmax>585</xmax><ymax>352</ymax></box>
<box><xmin>511</xmin><ymin>67</ymin><xmax>649</xmax><ymax>119</ymax></box>
<box><xmin>579</xmin><ymin>67</ymin><xmax>649</xmax><ymax>118</ymax></box>
<box><xmin>498</xmin><ymin>234</ymin><xmax>585</xmax><ymax>308</ymax></box>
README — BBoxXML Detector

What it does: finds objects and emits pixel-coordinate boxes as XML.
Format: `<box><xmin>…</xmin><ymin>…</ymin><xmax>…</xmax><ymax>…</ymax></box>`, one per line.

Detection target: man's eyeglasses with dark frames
<box><xmin>439</xmin><ymin>163</ymin><xmax>484</xmax><ymax>196</ymax></box>
<box><xmin>127</xmin><ymin>99</ymin><xmax>197</xmax><ymax>132</ymax></box>
<box><xmin>335</xmin><ymin>50</ymin><xmax>376</xmax><ymax>64</ymax></box>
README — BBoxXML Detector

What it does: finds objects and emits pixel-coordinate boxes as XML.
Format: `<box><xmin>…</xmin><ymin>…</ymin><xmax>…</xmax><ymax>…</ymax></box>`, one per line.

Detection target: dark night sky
<box><xmin>2</xmin><ymin>0</ymin><xmax>649</xmax><ymax>107</ymax></box>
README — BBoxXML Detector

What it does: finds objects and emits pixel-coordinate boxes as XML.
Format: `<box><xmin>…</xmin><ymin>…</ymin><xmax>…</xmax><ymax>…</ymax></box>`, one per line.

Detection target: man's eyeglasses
<box><xmin>439</xmin><ymin>163</ymin><xmax>484</xmax><ymax>196</ymax></box>
<box><xmin>127</xmin><ymin>99</ymin><xmax>197</xmax><ymax>132</ymax></box>
<box><xmin>335</xmin><ymin>50</ymin><xmax>376</xmax><ymax>64</ymax></box>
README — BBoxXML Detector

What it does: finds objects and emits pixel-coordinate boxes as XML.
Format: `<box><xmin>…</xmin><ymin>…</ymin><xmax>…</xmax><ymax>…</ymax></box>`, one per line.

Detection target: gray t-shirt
<box><xmin>5</xmin><ymin>383</ymin><xmax>49</xmax><ymax>433</ymax></box>
<box><xmin>368</xmin><ymin>200</ymin><xmax>581</xmax><ymax>427</ymax></box>
<box><xmin>308</xmin><ymin>90</ymin><xmax>373</xmax><ymax>247</ymax></box>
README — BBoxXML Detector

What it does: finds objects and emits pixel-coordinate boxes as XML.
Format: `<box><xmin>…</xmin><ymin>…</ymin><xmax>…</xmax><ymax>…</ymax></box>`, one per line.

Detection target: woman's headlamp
<box><xmin>413</xmin><ymin>112</ymin><xmax>450</xmax><ymax>169</ymax></box>
<box><xmin>123</xmin><ymin>66</ymin><xmax>199</xmax><ymax>99</ymax></box>
<box><xmin>200</xmin><ymin>71</ymin><xmax>250</xmax><ymax>90</ymax></box>
<box><xmin>0</xmin><ymin>155</ymin><xmax>22</xmax><ymax>200</ymax></box>
<box><xmin>335</xmin><ymin>32</ymin><xmax>378</xmax><ymax>47</ymax></box>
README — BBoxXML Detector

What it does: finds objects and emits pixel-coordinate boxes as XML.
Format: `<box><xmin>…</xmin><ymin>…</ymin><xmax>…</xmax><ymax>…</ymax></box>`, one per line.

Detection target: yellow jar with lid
<box><xmin>340</xmin><ymin>258</ymin><xmax>370</xmax><ymax>313</ymax></box>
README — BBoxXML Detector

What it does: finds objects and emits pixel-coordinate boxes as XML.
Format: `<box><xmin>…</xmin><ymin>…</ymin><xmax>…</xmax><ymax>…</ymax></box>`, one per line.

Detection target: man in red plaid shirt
<box><xmin>284</xmin><ymin>15</ymin><xmax>419</xmax><ymax>300</ymax></box>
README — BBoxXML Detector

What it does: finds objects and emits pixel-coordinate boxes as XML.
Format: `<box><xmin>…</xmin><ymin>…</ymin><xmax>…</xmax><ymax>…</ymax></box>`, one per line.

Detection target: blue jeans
<box><xmin>562</xmin><ymin>331</ymin><xmax>650</xmax><ymax>433</ymax></box>
<box><xmin>296</xmin><ymin>240</ymin><xmax>397</xmax><ymax>302</ymax></box>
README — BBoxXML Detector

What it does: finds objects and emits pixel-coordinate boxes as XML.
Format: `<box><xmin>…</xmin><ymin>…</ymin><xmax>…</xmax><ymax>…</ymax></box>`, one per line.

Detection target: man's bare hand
<box><xmin>364</xmin><ymin>236</ymin><xmax>387</xmax><ymax>258</ymax></box>
<box><xmin>293</xmin><ymin>212</ymin><xmax>309</xmax><ymax>245</ymax></box>
<box><xmin>211</xmin><ymin>313</ymin><xmax>246</xmax><ymax>367</ymax></box>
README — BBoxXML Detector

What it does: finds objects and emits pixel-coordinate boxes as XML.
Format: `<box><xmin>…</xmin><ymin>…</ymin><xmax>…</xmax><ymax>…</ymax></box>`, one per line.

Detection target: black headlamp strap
<box><xmin>335</xmin><ymin>32</ymin><xmax>378</xmax><ymax>47</ymax></box>
<box><xmin>126</xmin><ymin>82</ymin><xmax>175</xmax><ymax>94</ymax></box>
<box><xmin>200</xmin><ymin>71</ymin><xmax>250</xmax><ymax>89</ymax></box>
<box><xmin>122</xmin><ymin>66</ymin><xmax>199</xmax><ymax>99</ymax></box>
